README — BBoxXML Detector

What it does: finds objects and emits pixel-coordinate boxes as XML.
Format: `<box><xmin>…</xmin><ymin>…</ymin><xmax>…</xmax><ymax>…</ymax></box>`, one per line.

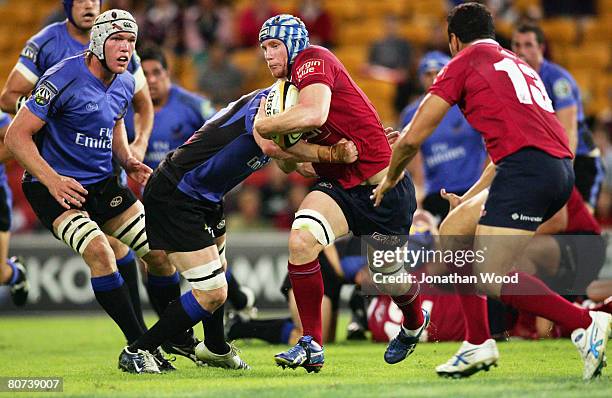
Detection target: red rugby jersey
<box><xmin>290</xmin><ymin>45</ymin><xmax>391</xmax><ymax>188</ymax></box>
<box><xmin>429</xmin><ymin>39</ymin><xmax>572</xmax><ymax>164</ymax></box>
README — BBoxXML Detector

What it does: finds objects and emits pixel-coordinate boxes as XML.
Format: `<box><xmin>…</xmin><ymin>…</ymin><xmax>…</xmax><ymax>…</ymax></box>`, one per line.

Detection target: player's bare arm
<box><xmin>5</xmin><ymin>107</ymin><xmax>87</xmax><ymax>209</ymax></box>
<box><xmin>0</xmin><ymin>68</ymin><xmax>36</xmax><ymax>114</ymax></box>
<box><xmin>254</xmin><ymin>83</ymin><xmax>331</xmax><ymax>138</ymax></box>
<box><xmin>0</xmin><ymin>124</ymin><xmax>12</xmax><ymax>163</ymax></box>
<box><xmin>112</xmin><ymin>117</ymin><xmax>152</xmax><ymax>186</ymax></box>
<box><xmin>556</xmin><ymin>104</ymin><xmax>578</xmax><ymax>155</ymax></box>
<box><xmin>371</xmin><ymin>93</ymin><xmax>450</xmax><ymax>206</ymax></box>
<box><xmin>129</xmin><ymin>81</ymin><xmax>154</xmax><ymax>162</ymax></box>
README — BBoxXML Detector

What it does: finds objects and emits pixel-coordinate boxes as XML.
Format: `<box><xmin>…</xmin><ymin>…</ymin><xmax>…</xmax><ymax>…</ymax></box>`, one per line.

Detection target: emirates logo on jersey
<box><xmin>296</xmin><ymin>59</ymin><xmax>324</xmax><ymax>82</ymax></box>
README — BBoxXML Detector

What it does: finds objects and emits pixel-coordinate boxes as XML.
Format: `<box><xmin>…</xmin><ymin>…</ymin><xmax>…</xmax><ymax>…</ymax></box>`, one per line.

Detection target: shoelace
<box><xmin>154</xmin><ymin>350</ymin><xmax>176</xmax><ymax>365</ymax></box>
<box><xmin>227</xmin><ymin>342</ymin><xmax>251</xmax><ymax>369</ymax></box>
<box><xmin>140</xmin><ymin>350</ymin><xmax>160</xmax><ymax>372</ymax></box>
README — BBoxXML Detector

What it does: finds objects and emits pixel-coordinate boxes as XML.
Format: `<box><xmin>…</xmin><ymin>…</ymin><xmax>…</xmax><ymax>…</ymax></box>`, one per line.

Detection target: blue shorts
<box><xmin>311</xmin><ymin>174</ymin><xmax>417</xmax><ymax>247</ymax></box>
<box><xmin>480</xmin><ymin>148</ymin><xmax>574</xmax><ymax>231</ymax></box>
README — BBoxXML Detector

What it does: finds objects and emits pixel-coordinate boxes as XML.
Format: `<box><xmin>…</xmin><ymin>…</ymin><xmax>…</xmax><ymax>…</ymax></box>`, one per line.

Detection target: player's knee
<box><xmin>56</xmin><ymin>213</ymin><xmax>106</xmax><ymax>256</ymax></box>
<box><xmin>372</xmin><ymin>271</ymin><xmax>413</xmax><ymax>296</ymax></box>
<box><xmin>181</xmin><ymin>258</ymin><xmax>227</xmax><ymax>310</ymax></box>
<box><xmin>143</xmin><ymin>250</ymin><xmax>174</xmax><ymax>275</ymax></box>
<box><xmin>288</xmin><ymin>229</ymin><xmax>318</xmax><ymax>254</ymax></box>
<box><xmin>82</xmin><ymin>237</ymin><xmax>116</xmax><ymax>275</ymax></box>
<box><xmin>107</xmin><ymin>236</ymin><xmax>130</xmax><ymax>259</ymax></box>
<box><xmin>192</xmin><ymin>285</ymin><xmax>227</xmax><ymax>312</ymax></box>
<box><xmin>474</xmin><ymin>279</ymin><xmax>501</xmax><ymax>299</ymax></box>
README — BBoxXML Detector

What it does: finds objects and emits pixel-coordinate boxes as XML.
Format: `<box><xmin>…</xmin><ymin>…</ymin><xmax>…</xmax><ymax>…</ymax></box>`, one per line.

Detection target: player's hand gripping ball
<box><xmin>265</xmin><ymin>80</ymin><xmax>303</xmax><ymax>148</ymax></box>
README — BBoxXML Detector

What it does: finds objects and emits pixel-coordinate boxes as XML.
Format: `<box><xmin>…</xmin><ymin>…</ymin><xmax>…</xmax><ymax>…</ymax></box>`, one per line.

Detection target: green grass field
<box><xmin>0</xmin><ymin>314</ymin><xmax>610</xmax><ymax>397</ymax></box>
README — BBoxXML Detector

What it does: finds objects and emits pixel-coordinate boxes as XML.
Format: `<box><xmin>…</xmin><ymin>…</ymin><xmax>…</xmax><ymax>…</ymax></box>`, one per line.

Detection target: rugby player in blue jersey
<box><xmin>400</xmin><ymin>51</ymin><xmax>487</xmax><ymax>222</ymax></box>
<box><xmin>5</xmin><ymin>10</ymin><xmax>175</xmax><ymax>373</ymax></box>
<box><xmin>121</xmin><ymin>83</ymin><xmax>358</xmax><ymax>373</ymax></box>
<box><xmin>512</xmin><ymin>24</ymin><xmax>604</xmax><ymax>212</ymax></box>
<box><xmin>0</xmin><ymin>0</ymin><xmax>155</xmax><ymax>327</ymax></box>
<box><xmin>0</xmin><ymin>111</ymin><xmax>28</xmax><ymax>306</ymax></box>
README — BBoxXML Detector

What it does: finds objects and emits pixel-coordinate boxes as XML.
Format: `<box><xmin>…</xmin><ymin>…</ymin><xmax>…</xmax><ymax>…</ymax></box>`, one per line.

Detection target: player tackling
<box><xmin>371</xmin><ymin>2</ymin><xmax>611</xmax><ymax>380</ymax></box>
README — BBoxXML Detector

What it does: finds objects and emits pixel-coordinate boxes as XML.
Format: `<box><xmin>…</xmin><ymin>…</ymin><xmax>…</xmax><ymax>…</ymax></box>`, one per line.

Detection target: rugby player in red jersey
<box><xmin>372</xmin><ymin>2</ymin><xmax>611</xmax><ymax>380</ymax></box>
<box><xmin>254</xmin><ymin>15</ymin><xmax>426</xmax><ymax>372</ymax></box>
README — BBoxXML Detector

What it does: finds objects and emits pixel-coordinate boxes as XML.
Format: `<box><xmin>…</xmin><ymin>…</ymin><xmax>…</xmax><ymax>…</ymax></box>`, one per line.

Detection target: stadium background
<box><xmin>0</xmin><ymin>0</ymin><xmax>611</xmax><ymax>311</ymax></box>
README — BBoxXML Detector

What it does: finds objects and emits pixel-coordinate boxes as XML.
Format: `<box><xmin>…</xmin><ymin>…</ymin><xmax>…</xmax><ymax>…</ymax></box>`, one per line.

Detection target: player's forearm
<box><xmin>556</xmin><ymin>106</ymin><xmax>578</xmax><ymax>155</ymax></box>
<box><xmin>387</xmin><ymin>138</ymin><xmax>419</xmax><ymax>182</ymax></box>
<box><xmin>256</xmin><ymin>103</ymin><xmax>324</xmax><ymax>138</ymax></box>
<box><xmin>0</xmin><ymin>89</ymin><xmax>26</xmax><ymax>114</ymax></box>
<box><xmin>0</xmin><ymin>69</ymin><xmax>37</xmax><ymax>114</ymax></box>
<box><xmin>131</xmin><ymin>88</ymin><xmax>154</xmax><ymax>148</ymax></box>
<box><xmin>461</xmin><ymin>162</ymin><xmax>496</xmax><ymax>202</ymax></box>
<box><xmin>275</xmin><ymin>158</ymin><xmax>298</xmax><ymax>174</ymax></box>
<box><xmin>5</xmin><ymin>129</ymin><xmax>58</xmax><ymax>185</ymax></box>
<box><xmin>112</xmin><ymin>120</ymin><xmax>133</xmax><ymax>167</ymax></box>
<box><xmin>285</xmin><ymin>140</ymin><xmax>328</xmax><ymax>163</ymax></box>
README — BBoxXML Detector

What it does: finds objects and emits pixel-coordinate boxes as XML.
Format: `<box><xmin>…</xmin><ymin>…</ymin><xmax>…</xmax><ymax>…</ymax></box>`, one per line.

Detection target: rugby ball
<box><xmin>265</xmin><ymin>80</ymin><xmax>303</xmax><ymax>148</ymax></box>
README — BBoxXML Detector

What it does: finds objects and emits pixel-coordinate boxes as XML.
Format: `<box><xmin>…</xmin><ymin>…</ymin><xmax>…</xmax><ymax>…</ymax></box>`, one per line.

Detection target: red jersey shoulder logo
<box><xmin>296</xmin><ymin>59</ymin><xmax>325</xmax><ymax>82</ymax></box>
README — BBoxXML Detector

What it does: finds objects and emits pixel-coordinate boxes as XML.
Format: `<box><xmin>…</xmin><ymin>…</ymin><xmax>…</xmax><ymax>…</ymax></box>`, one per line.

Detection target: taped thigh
<box><xmin>181</xmin><ymin>258</ymin><xmax>227</xmax><ymax>291</ymax></box>
<box><xmin>291</xmin><ymin>209</ymin><xmax>336</xmax><ymax>246</ymax></box>
<box><xmin>111</xmin><ymin>211</ymin><xmax>150</xmax><ymax>258</ymax></box>
<box><xmin>55</xmin><ymin>213</ymin><xmax>104</xmax><ymax>255</ymax></box>
<box><xmin>217</xmin><ymin>240</ymin><xmax>227</xmax><ymax>266</ymax></box>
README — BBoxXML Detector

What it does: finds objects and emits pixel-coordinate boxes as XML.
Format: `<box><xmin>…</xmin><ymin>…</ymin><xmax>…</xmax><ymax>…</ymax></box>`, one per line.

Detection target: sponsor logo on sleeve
<box><xmin>296</xmin><ymin>59</ymin><xmax>324</xmax><ymax>82</ymax></box>
<box><xmin>34</xmin><ymin>80</ymin><xmax>58</xmax><ymax>106</ymax></box>
<box><xmin>20</xmin><ymin>41</ymin><xmax>39</xmax><ymax>63</ymax></box>
<box><xmin>553</xmin><ymin>78</ymin><xmax>572</xmax><ymax>100</ymax></box>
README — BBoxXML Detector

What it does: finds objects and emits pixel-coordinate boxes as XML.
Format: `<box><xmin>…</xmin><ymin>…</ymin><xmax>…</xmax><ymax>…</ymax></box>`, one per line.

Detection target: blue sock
<box><xmin>6</xmin><ymin>257</ymin><xmax>20</xmax><ymax>286</ymax></box>
<box><xmin>91</xmin><ymin>272</ymin><xmax>124</xmax><ymax>292</ymax></box>
<box><xmin>225</xmin><ymin>269</ymin><xmax>233</xmax><ymax>282</ymax></box>
<box><xmin>147</xmin><ymin>271</ymin><xmax>180</xmax><ymax>287</ymax></box>
<box><xmin>180</xmin><ymin>291</ymin><xmax>212</xmax><ymax>322</ymax></box>
<box><xmin>116</xmin><ymin>250</ymin><xmax>136</xmax><ymax>267</ymax></box>
<box><xmin>280</xmin><ymin>319</ymin><xmax>295</xmax><ymax>344</ymax></box>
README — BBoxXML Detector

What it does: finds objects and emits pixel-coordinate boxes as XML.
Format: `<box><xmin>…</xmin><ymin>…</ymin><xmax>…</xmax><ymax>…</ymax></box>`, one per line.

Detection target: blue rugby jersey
<box><xmin>24</xmin><ymin>55</ymin><xmax>134</xmax><ymax>185</ymax></box>
<box><xmin>539</xmin><ymin>59</ymin><xmax>595</xmax><ymax>156</ymax></box>
<box><xmin>17</xmin><ymin>21</ymin><xmax>144</xmax><ymax>91</ymax></box>
<box><xmin>159</xmin><ymin>88</ymin><xmax>272</xmax><ymax>203</ymax></box>
<box><xmin>125</xmin><ymin>85</ymin><xmax>216</xmax><ymax>169</ymax></box>
<box><xmin>400</xmin><ymin>97</ymin><xmax>487</xmax><ymax>195</ymax></box>
<box><xmin>0</xmin><ymin>111</ymin><xmax>10</xmax><ymax>184</ymax></box>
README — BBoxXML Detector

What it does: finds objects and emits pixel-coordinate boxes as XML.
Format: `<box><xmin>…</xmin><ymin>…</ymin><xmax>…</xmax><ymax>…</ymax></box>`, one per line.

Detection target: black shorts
<box><xmin>312</xmin><ymin>175</ymin><xmax>416</xmax><ymax>248</ymax></box>
<box><xmin>143</xmin><ymin>169</ymin><xmax>226</xmax><ymax>252</ymax></box>
<box><xmin>480</xmin><ymin>148</ymin><xmax>574</xmax><ymax>231</ymax></box>
<box><xmin>574</xmin><ymin>155</ymin><xmax>605</xmax><ymax>209</ymax></box>
<box><xmin>281</xmin><ymin>251</ymin><xmax>344</xmax><ymax>311</ymax></box>
<box><xmin>22</xmin><ymin>175</ymin><xmax>137</xmax><ymax>233</ymax></box>
<box><xmin>0</xmin><ymin>181</ymin><xmax>13</xmax><ymax>232</ymax></box>
<box><xmin>546</xmin><ymin>233</ymin><xmax>607</xmax><ymax>296</ymax></box>
<box><xmin>422</xmin><ymin>190</ymin><xmax>467</xmax><ymax>224</ymax></box>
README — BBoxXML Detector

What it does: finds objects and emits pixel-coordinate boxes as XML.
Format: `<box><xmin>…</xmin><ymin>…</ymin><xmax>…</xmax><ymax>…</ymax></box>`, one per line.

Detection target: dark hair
<box><xmin>515</xmin><ymin>23</ymin><xmax>546</xmax><ymax>45</ymax></box>
<box><xmin>137</xmin><ymin>45</ymin><xmax>168</xmax><ymax>70</ymax></box>
<box><xmin>447</xmin><ymin>2</ymin><xmax>495</xmax><ymax>43</ymax></box>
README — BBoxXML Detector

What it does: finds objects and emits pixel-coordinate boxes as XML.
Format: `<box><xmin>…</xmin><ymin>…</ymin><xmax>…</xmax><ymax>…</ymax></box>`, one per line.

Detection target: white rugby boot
<box><xmin>571</xmin><ymin>311</ymin><xmax>611</xmax><ymax>380</ymax></box>
<box><xmin>195</xmin><ymin>341</ymin><xmax>251</xmax><ymax>370</ymax></box>
<box><xmin>436</xmin><ymin>338</ymin><xmax>499</xmax><ymax>378</ymax></box>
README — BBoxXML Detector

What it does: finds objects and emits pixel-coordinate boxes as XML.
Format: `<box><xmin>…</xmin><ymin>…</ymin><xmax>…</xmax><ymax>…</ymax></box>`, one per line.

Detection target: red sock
<box><xmin>450</xmin><ymin>262</ymin><xmax>491</xmax><ymax>344</ymax></box>
<box><xmin>392</xmin><ymin>281</ymin><xmax>424</xmax><ymax>330</ymax></box>
<box><xmin>288</xmin><ymin>259</ymin><xmax>324</xmax><ymax>345</ymax></box>
<box><xmin>500</xmin><ymin>272</ymin><xmax>591</xmax><ymax>331</ymax></box>
<box><xmin>457</xmin><ymin>294</ymin><xmax>491</xmax><ymax>344</ymax></box>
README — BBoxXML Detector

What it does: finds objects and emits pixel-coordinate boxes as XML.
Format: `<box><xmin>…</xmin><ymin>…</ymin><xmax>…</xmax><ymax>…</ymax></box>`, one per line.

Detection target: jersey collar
<box><xmin>471</xmin><ymin>38</ymin><xmax>499</xmax><ymax>46</ymax></box>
